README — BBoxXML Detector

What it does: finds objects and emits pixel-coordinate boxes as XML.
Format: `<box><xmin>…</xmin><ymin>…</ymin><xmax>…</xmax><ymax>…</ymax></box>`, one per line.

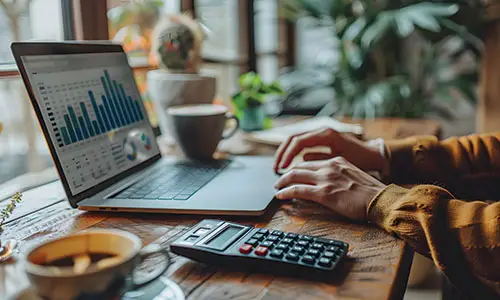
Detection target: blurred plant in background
<box><xmin>279</xmin><ymin>0</ymin><xmax>486</xmax><ymax>119</ymax></box>
<box><xmin>108</xmin><ymin>0</ymin><xmax>164</xmax><ymax>58</ymax></box>
<box><xmin>232</xmin><ymin>72</ymin><xmax>284</xmax><ymax>131</ymax></box>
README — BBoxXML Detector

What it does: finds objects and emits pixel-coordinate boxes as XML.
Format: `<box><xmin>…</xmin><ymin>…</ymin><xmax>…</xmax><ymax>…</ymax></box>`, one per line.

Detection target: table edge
<box><xmin>388</xmin><ymin>242</ymin><xmax>415</xmax><ymax>300</ymax></box>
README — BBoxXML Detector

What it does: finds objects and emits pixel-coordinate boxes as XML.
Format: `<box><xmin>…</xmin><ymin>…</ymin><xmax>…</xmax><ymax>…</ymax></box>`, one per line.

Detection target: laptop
<box><xmin>11</xmin><ymin>42</ymin><xmax>277</xmax><ymax>216</ymax></box>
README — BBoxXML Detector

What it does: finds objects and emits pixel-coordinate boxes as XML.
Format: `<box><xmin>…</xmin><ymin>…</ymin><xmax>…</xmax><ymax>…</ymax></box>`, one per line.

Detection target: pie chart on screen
<box><xmin>141</xmin><ymin>132</ymin><xmax>151</xmax><ymax>151</ymax></box>
<box><xmin>124</xmin><ymin>138</ymin><xmax>137</xmax><ymax>161</ymax></box>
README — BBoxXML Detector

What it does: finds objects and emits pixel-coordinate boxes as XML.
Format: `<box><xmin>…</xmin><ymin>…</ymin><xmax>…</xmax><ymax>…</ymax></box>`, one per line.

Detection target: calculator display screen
<box><xmin>205</xmin><ymin>225</ymin><xmax>243</xmax><ymax>249</ymax></box>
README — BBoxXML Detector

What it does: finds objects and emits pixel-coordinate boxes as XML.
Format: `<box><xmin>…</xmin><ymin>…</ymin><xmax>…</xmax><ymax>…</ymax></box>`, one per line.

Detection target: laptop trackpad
<box><xmin>187</xmin><ymin>156</ymin><xmax>278</xmax><ymax>213</ymax></box>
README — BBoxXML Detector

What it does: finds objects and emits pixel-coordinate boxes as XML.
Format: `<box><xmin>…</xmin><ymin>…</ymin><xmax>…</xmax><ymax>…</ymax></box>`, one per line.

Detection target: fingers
<box><xmin>274</xmin><ymin>132</ymin><xmax>308</xmax><ymax>173</ymax></box>
<box><xmin>275</xmin><ymin>184</ymin><xmax>321</xmax><ymax>201</ymax></box>
<box><xmin>293</xmin><ymin>160</ymin><xmax>328</xmax><ymax>172</ymax></box>
<box><xmin>275</xmin><ymin>169</ymin><xmax>318</xmax><ymax>189</ymax></box>
<box><xmin>303</xmin><ymin>152</ymin><xmax>332</xmax><ymax>161</ymax></box>
<box><xmin>278</xmin><ymin>129</ymin><xmax>333</xmax><ymax>171</ymax></box>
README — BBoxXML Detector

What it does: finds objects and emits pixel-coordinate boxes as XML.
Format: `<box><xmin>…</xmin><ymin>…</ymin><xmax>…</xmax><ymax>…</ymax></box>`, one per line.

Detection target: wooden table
<box><xmin>0</xmin><ymin>117</ymin><xmax>441</xmax><ymax>300</ymax></box>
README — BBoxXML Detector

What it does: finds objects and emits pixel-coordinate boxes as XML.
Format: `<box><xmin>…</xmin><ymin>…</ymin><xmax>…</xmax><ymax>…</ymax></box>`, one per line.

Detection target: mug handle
<box><xmin>130</xmin><ymin>244</ymin><xmax>171</xmax><ymax>290</ymax></box>
<box><xmin>221</xmin><ymin>112</ymin><xmax>240</xmax><ymax>140</ymax></box>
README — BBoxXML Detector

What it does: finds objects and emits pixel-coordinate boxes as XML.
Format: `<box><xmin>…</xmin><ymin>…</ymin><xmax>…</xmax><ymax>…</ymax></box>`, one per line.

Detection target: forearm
<box><xmin>367</xmin><ymin>184</ymin><xmax>500</xmax><ymax>298</ymax></box>
<box><xmin>383</xmin><ymin>133</ymin><xmax>500</xmax><ymax>198</ymax></box>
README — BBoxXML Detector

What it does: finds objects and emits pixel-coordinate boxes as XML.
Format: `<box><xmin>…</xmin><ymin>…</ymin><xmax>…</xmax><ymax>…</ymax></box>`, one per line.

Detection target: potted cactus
<box><xmin>232</xmin><ymin>72</ymin><xmax>284</xmax><ymax>132</ymax></box>
<box><xmin>147</xmin><ymin>14</ymin><xmax>216</xmax><ymax>138</ymax></box>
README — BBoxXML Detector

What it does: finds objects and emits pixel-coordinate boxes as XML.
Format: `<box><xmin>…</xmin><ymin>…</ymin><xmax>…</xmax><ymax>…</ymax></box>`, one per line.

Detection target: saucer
<box><xmin>11</xmin><ymin>276</ymin><xmax>184</xmax><ymax>300</ymax></box>
<box><xmin>123</xmin><ymin>276</ymin><xmax>184</xmax><ymax>300</ymax></box>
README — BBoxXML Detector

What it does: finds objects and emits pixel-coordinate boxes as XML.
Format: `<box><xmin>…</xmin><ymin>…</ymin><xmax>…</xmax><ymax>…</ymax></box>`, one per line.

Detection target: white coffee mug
<box><xmin>24</xmin><ymin>229</ymin><xmax>170</xmax><ymax>300</ymax></box>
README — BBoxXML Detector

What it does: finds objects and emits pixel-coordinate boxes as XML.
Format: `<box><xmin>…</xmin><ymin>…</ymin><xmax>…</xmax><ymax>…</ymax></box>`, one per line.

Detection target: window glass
<box><xmin>0</xmin><ymin>0</ymin><xmax>65</xmax><ymax>189</ymax></box>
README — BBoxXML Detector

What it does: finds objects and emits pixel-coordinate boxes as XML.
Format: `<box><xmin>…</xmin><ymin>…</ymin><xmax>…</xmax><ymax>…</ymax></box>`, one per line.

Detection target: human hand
<box><xmin>274</xmin><ymin>128</ymin><xmax>388</xmax><ymax>175</ymax></box>
<box><xmin>274</xmin><ymin>157</ymin><xmax>386</xmax><ymax>221</ymax></box>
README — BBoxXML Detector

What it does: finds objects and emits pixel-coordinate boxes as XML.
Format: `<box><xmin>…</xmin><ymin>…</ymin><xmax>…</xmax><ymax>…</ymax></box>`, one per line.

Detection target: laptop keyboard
<box><xmin>115</xmin><ymin>161</ymin><xmax>229</xmax><ymax>201</ymax></box>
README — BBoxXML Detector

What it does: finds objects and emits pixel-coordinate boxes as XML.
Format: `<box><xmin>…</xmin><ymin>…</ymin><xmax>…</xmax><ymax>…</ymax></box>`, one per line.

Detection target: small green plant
<box><xmin>232</xmin><ymin>72</ymin><xmax>285</xmax><ymax>131</ymax></box>
<box><xmin>232</xmin><ymin>72</ymin><xmax>284</xmax><ymax>113</ymax></box>
<box><xmin>0</xmin><ymin>193</ymin><xmax>22</xmax><ymax>233</ymax></box>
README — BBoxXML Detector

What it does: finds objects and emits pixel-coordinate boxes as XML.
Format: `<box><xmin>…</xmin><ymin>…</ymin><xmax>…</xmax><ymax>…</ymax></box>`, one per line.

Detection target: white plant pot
<box><xmin>147</xmin><ymin>70</ymin><xmax>216</xmax><ymax>139</ymax></box>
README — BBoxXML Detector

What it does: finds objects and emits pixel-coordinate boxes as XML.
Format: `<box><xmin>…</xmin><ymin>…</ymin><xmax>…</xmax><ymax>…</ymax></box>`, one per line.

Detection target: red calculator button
<box><xmin>255</xmin><ymin>246</ymin><xmax>269</xmax><ymax>256</ymax></box>
<box><xmin>239</xmin><ymin>244</ymin><xmax>253</xmax><ymax>254</ymax></box>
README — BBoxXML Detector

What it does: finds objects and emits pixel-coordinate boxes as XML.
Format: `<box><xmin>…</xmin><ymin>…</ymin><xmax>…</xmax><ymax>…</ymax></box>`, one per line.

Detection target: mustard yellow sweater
<box><xmin>367</xmin><ymin>133</ymin><xmax>500</xmax><ymax>299</ymax></box>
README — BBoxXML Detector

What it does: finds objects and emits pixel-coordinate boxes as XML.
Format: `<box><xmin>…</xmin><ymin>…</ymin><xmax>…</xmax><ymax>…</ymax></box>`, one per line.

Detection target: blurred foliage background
<box><xmin>279</xmin><ymin>0</ymin><xmax>487</xmax><ymax>119</ymax></box>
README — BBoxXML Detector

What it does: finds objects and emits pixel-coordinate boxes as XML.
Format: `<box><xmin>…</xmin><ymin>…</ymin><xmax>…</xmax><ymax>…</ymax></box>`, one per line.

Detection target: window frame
<box><xmin>0</xmin><ymin>0</ymin><xmax>297</xmax><ymax>77</ymax></box>
<box><xmin>0</xmin><ymin>0</ymin><xmax>105</xmax><ymax>77</ymax></box>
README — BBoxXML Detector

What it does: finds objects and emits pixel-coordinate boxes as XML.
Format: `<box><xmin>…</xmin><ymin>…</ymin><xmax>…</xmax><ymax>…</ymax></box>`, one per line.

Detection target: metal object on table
<box><xmin>0</xmin><ymin>239</ymin><xmax>18</xmax><ymax>263</ymax></box>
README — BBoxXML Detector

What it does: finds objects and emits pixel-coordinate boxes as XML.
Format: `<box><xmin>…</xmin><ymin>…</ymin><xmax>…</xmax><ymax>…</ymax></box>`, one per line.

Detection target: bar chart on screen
<box><xmin>22</xmin><ymin>52</ymin><xmax>159</xmax><ymax>195</ymax></box>
<box><xmin>37</xmin><ymin>69</ymin><xmax>145</xmax><ymax>148</ymax></box>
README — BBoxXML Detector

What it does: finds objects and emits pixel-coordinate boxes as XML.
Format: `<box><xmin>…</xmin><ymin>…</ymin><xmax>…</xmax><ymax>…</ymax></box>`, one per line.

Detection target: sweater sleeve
<box><xmin>367</xmin><ymin>184</ymin><xmax>500</xmax><ymax>298</ymax></box>
<box><xmin>384</xmin><ymin>133</ymin><xmax>500</xmax><ymax>199</ymax></box>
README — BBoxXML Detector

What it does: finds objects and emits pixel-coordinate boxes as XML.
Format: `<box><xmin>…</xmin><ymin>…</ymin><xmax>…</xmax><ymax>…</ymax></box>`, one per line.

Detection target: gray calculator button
<box><xmin>323</xmin><ymin>251</ymin><xmax>335</xmax><ymax>258</ymax></box>
<box><xmin>318</xmin><ymin>257</ymin><xmax>333</xmax><ymax>268</ymax></box>
<box><xmin>266</xmin><ymin>235</ymin><xmax>279</xmax><ymax>242</ymax></box>
<box><xmin>252</xmin><ymin>233</ymin><xmax>265</xmax><ymax>241</ymax></box>
<box><xmin>326</xmin><ymin>246</ymin><xmax>338</xmax><ymax>252</ymax></box>
<box><xmin>270</xmin><ymin>249</ymin><xmax>284</xmax><ymax>258</ymax></box>
<box><xmin>291</xmin><ymin>246</ymin><xmax>305</xmax><ymax>254</ymax></box>
<box><xmin>311</xmin><ymin>243</ymin><xmax>324</xmax><ymax>250</ymax></box>
<box><xmin>276</xmin><ymin>243</ymin><xmax>288</xmax><ymax>250</ymax></box>
<box><xmin>297</xmin><ymin>240</ymin><xmax>309</xmax><ymax>247</ymax></box>
<box><xmin>285</xmin><ymin>252</ymin><xmax>299</xmax><ymax>261</ymax></box>
<box><xmin>301</xmin><ymin>255</ymin><xmax>315</xmax><ymax>264</ymax></box>
<box><xmin>306</xmin><ymin>249</ymin><xmax>320</xmax><ymax>257</ymax></box>
<box><xmin>260</xmin><ymin>241</ymin><xmax>273</xmax><ymax>248</ymax></box>
<box><xmin>245</xmin><ymin>238</ymin><xmax>259</xmax><ymax>247</ymax></box>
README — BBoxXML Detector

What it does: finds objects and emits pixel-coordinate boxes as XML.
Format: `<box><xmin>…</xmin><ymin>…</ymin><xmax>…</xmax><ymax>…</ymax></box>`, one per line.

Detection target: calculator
<box><xmin>170</xmin><ymin>220</ymin><xmax>349</xmax><ymax>277</ymax></box>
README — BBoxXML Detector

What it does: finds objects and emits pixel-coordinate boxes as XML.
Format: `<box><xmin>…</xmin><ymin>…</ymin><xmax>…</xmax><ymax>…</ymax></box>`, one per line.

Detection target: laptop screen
<box><xmin>21</xmin><ymin>52</ymin><xmax>160</xmax><ymax>196</ymax></box>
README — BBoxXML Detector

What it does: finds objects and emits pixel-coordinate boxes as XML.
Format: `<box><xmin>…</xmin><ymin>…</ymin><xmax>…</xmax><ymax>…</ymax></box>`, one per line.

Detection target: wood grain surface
<box><xmin>0</xmin><ymin>117</ymin><xmax>441</xmax><ymax>299</ymax></box>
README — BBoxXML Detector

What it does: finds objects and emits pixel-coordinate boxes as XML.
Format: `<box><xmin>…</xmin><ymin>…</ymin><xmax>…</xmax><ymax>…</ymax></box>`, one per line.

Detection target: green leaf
<box><xmin>250</xmin><ymin>74</ymin><xmax>263</xmax><ymax>93</ymax></box>
<box><xmin>239</xmin><ymin>72</ymin><xmax>257</xmax><ymax>89</ymax></box>
<box><xmin>231</xmin><ymin>92</ymin><xmax>247</xmax><ymax>111</ymax></box>
<box><xmin>344</xmin><ymin>42</ymin><xmax>363</xmax><ymax>69</ymax></box>
<box><xmin>401</xmin><ymin>3</ymin><xmax>458</xmax><ymax>33</ymax></box>
<box><xmin>296</xmin><ymin>0</ymin><xmax>329</xmax><ymax>18</ymax></box>
<box><xmin>268</xmin><ymin>80</ymin><xmax>285</xmax><ymax>94</ymax></box>
<box><xmin>394</xmin><ymin>14</ymin><xmax>415</xmax><ymax>38</ymax></box>
<box><xmin>342</xmin><ymin>17</ymin><xmax>367</xmax><ymax>41</ymax></box>
<box><xmin>247</xmin><ymin>95</ymin><xmax>263</xmax><ymax>108</ymax></box>
<box><xmin>263</xmin><ymin>118</ymin><xmax>273</xmax><ymax>130</ymax></box>
<box><xmin>439</xmin><ymin>18</ymin><xmax>483</xmax><ymax>51</ymax></box>
<box><xmin>361</xmin><ymin>14</ymin><xmax>392</xmax><ymax>49</ymax></box>
<box><xmin>408</xmin><ymin>12</ymin><xmax>441</xmax><ymax>32</ymax></box>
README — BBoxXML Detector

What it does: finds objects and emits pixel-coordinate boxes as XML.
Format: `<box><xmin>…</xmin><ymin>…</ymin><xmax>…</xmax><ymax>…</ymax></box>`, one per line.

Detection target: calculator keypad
<box><xmin>171</xmin><ymin>220</ymin><xmax>349</xmax><ymax>276</ymax></box>
<box><xmin>238</xmin><ymin>229</ymin><xmax>348</xmax><ymax>270</ymax></box>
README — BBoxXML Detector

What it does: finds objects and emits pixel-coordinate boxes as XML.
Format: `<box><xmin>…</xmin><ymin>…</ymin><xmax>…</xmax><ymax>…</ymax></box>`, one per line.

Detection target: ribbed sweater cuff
<box><xmin>366</xmin><ymin>184</ymin><xmax>410</xmax><ymax>227</ymax></box>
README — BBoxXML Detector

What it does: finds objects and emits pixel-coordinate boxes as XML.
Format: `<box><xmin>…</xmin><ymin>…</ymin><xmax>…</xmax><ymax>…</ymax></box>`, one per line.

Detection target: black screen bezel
<box><xmin>11</xmin><ymin>42</ymin><xmax>162</xmax><ymax>208</ymax></box>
